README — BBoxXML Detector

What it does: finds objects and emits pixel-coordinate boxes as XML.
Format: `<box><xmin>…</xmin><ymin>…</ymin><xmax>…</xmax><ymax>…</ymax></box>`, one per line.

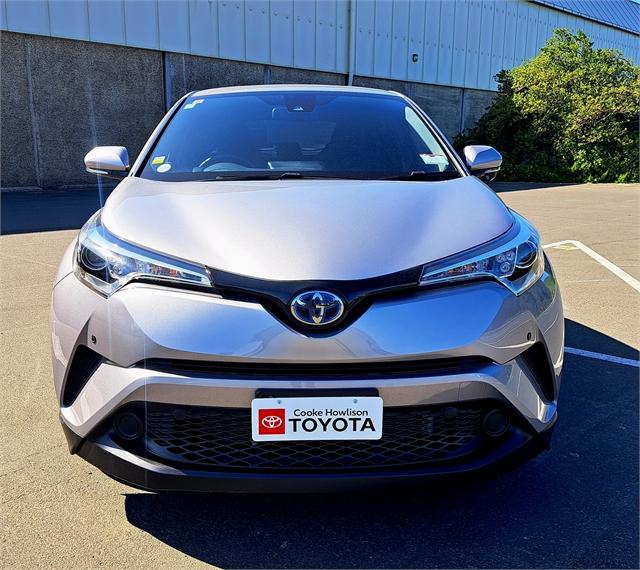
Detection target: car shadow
<box><xmin>0</xmin><ymin>183</ymin><xmax>115</xmax><ymax>235</ymax></box>
<box><xmin>124</xmin><ymin>320</ymin><xmax>638</xmax><ymax>569</ymax></box>
<box><xmin>489</xmin><ymin>182</ymin><xmax>582</xmax><ymax>193</ymax></box>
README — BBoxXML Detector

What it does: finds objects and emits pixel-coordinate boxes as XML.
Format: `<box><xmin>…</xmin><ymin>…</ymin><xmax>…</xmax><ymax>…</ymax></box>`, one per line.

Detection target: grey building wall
<box><xmin>1</xmin><ymin>32</ymin><xmax>165</xmax><ymax>189</ymax></box>
<box><xmin>163</xmin><ymin>53</ymin><xmax>346</xmax><ymax>108</ymax></box>
<box><xmin>3</xmin><ymin>0</ymin><xmax>637</xmax><ymax>90</ymax></box>
<box><xmin>1</xmin><ymin>32</ymin><xmax>496</xmax><ymax>190</ymax></box>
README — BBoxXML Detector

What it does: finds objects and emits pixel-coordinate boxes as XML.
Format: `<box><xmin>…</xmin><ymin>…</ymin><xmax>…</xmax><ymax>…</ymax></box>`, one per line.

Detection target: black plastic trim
<box><xmin>210</xmin><ymin>265</ymin><xmax>423</xmax><ymax>306</ymax></box>
<box><xmin>519</xmin><ymin>341</ymin><xmax>557</xmax><ymax>401</ymax></box>
<box><xmin>255</xmin><ymin>387</ymin><xmax>380</xmax><ymax>398</ymax></box>
<box><xmin>61</xmin><ymin>345</ymin><xmax>103</xmax><ymax>407</ymax></box>
<box><xmin>136</xmin><ymin>355</ymin><xmax>493</xmax><ymax>380</ymax></box>
<box><xmin>209</xmin><ymin>265</ymin><xmax>422</xmax><ymax>334</ymax></box>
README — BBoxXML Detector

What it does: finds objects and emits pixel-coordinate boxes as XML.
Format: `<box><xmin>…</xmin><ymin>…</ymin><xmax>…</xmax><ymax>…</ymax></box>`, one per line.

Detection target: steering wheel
<box><xmin>200</xmin><ymin>153</ymin><xmax>256</xmax><ymax>171</ymax></box>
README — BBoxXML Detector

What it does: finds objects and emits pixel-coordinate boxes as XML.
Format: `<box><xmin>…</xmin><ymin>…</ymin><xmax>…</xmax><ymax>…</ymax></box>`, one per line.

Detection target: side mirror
<box><xmin>463</xmin><ymin>145</ymin><xmax>502</xmax><ymax>182</ymax></box>
<box><xmin>84</xmin><ymin>146</ymin><xmax>129</xmax><ymax>179</ymax></box>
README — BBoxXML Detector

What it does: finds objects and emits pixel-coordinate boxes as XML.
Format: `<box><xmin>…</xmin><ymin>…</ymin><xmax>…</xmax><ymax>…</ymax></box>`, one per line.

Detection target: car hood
<box><xmin>102</xmin><ymin>176</ymin><xmax>513</xmax><ymax>281</ymax></box>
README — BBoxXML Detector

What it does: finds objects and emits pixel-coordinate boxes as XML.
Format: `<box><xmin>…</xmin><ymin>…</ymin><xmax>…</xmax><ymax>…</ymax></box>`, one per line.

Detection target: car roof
<box><xmin>192</xmin><ymin>84</ymin><xmax>403</xmax><ymax>98</ymax></box>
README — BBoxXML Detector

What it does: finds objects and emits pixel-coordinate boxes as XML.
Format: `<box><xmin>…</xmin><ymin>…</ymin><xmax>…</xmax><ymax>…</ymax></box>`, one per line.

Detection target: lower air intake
<box><xmin>115</xmin><ymin>403</ymin><xmax>506</xmax><ymax>472</ymax></box>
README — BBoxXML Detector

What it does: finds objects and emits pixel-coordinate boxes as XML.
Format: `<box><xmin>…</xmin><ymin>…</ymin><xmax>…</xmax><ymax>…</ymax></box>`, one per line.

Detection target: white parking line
<box><xmin>543</xmin><ymin>240</ymin><xmax>640</xmax><ymax>367</ymax></box>
<box><xmin>565</xmin><ymin>347</ymin><xmax>640</xmax><ymax>368</ymax></box>
<box><xmin>543</xmin><ymin>240</ymin><xmax>640</xmax><ymax>293</ymax></box>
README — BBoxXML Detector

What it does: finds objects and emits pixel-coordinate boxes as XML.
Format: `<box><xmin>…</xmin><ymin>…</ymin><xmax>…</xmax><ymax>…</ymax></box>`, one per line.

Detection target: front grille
<box><xmin>137</xmin><ymin>356</ymin><xmax>491</xmax><ymax>379</ymax></box>
<box><xmin>117</xmin><ymin>403</ymin><xmax>501</xmax><ymax>473</ymax></box>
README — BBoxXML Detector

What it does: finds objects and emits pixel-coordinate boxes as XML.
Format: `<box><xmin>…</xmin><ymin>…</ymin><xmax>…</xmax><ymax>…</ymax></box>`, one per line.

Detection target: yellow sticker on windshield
<box><xmin>152</xmin><ymin>156</ymin><xmax>166</xmax><ymax>165</ymax></box>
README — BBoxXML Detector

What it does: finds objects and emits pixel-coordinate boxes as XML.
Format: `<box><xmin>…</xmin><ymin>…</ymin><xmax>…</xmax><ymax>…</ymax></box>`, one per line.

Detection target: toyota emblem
<box><xmin>261</xmin><ymin>415</ymin><xmax>283</xmax><ymax>429</ymax></box>
<box><xmin>290</xmin><ymin>290</ymin><xmax>345</xmax><ymax>326</ymax></box>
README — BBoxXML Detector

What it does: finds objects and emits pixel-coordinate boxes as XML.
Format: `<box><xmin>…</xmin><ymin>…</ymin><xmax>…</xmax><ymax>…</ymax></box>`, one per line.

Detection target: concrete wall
<box><xmin>1</xmin><ymin>32</ymin><xmax>496</xmax><ymax>190</ymax></box>
<box><xmin>1</xmin><ymin>32</ymin><xmax>165</xmax><ymax>189</ymax></box>
<box><xmin>163</xmin><ymin>53</ymin><xmax>346</xmax><ymax>107</ymax></box>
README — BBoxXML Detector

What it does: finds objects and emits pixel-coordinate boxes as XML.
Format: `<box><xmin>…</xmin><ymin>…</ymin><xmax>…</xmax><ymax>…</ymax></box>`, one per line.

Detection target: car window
<box><xmin>140</xmin><ymin>91</ymin><xmax>459</xmax><ymax>181</ymax></box>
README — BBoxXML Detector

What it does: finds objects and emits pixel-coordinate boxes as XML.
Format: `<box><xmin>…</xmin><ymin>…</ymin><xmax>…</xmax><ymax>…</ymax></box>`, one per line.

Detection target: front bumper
<box><xmin>51</xmin><ymin>251</ymin><xmax>563</xmax><ymax>492</ymax></box>
<box><xmin>62</xmin><ymin>412</ymin><xmax>556</xmax><ymax>493</ymax></box>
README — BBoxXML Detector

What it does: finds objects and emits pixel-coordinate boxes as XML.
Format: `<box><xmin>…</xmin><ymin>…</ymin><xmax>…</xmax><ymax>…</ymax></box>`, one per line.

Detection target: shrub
<box><xmin>455</xmin><ymin>30</ymin><xmax>640</xmax><ymax>183</ymax></box>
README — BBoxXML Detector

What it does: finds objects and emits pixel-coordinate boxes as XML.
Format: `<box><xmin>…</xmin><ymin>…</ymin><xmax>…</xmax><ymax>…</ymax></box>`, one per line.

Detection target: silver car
<box><xmin>50</xmin><ymin>85</ymin><xmax>563</xmax><ymax>492</ymax></box>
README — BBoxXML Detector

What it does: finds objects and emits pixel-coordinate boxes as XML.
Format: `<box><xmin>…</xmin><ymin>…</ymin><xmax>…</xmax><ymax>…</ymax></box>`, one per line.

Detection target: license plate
<box><xmin>251</xmin><ymin>396</ymin><xmax>383</xmax><ymax>442</ymax></box>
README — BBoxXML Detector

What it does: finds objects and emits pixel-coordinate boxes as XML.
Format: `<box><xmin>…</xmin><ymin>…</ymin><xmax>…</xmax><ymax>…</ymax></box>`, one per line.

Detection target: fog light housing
<box><xmin>482</xmin><ymin>409</ymin><xmax>510</xmax><ymax>437</ymax></box>
<box><xmin>113</xmin><ymin>412</ymin><xmax>143</xmax><ymax>440</ymax></box>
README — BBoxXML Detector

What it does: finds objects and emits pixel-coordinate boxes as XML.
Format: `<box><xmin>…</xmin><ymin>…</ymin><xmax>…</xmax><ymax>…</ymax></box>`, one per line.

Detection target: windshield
<box><xmin>140</xmin><ymin>91</ymin><xmax>460</xmax><ymax>182</ymax></box>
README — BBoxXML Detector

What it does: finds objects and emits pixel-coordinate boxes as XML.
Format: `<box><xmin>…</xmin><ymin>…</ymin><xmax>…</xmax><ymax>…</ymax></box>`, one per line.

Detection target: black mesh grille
<box><xmin>121</xmin><ymin>404</ymin><xmax>498</xmax><ymax>472</ymax></box>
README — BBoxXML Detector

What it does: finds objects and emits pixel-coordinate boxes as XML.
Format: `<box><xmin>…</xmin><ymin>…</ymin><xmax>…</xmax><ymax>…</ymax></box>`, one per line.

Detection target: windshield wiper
<box><xmin>276</xmin><ymin>172</ymin><xmax>306</xmax><ymax>179</ymax></box>
<box><xmin>197</xmin><ymin>172</ymin><xmax>298</xmax><ymax>181</ymax></box>
<box><xmin>197</xmin><ymin>172</ymin><xmax>366</xmax><ymax>182</ymax></box>
<box><xmin>378</xmin><ymin>170</ymin><xmax>460</xmax><ymax>181</ymax></box>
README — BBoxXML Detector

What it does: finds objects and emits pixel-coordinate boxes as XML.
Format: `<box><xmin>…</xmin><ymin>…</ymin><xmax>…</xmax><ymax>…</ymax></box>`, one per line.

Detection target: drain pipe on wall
<box><xmin>162</xmin><ymin>52</ymin><xmax>172</xmax><ymax>113</ymax></box>
<box><xmin>459</xmin><ymin>88</ymin><xmax>467</xmax><ymax>135</ymax></box>
<box><xmin>347</xmin><ymin>0</ymin><xmax>357</xmax><ymax>85</ymax></box>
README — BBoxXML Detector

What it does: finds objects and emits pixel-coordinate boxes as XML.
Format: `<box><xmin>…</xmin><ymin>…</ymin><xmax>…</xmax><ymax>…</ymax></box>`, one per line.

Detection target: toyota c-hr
<box><xmin>50</xmin><ymin>85</ymin><xmax>563</xmax><ymax>492</ymax></box>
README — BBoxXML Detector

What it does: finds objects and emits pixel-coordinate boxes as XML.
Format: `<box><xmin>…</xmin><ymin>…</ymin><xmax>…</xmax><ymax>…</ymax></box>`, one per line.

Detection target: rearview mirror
<box><xmin>84</xmin><ymin>146</ymin><xmax>129</xmax><ymax>179</ymax></box>
<box><xmin>463</xmin><ymin>145</ymin><xmax>502</xmax><ymax>182</ymax></box>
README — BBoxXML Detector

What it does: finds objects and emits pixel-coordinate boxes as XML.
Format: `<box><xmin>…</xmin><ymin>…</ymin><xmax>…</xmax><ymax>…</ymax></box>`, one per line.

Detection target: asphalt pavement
<box><xmin>1</xmin><ymin>182</ymin><xmax>638</xmax><ymax>569</ymax></box>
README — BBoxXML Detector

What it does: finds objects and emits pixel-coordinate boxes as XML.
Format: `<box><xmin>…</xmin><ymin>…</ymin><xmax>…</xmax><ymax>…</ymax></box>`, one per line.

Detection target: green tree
<box><xmin>456</xmin><ymin>29</ymin><xmax>640</xmax><ymax>183</ymax></box>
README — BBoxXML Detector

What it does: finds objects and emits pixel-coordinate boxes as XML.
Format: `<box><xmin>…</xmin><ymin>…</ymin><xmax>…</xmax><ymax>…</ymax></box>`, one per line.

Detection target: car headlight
<box><xmin>419</xmin><ymin>212</ymin><xmax>544</xmax><ymax>295</ymax></box>
<box><xmin>74</xmin><ymin>211</ymin><xmax>212</xmax><ymax>296</ymax></box>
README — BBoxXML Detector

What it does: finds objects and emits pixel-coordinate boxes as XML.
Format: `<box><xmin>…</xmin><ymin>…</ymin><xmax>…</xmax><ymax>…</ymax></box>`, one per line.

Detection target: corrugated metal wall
<box><xmin>352</xmin><ymin>0</ymin><xmax>639</xmax><ymax>89</ymax></box>
<box><xmin>1</xmin><ymin>0</ymin><xmax>637</xmax><ymax>91</ymax></box>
